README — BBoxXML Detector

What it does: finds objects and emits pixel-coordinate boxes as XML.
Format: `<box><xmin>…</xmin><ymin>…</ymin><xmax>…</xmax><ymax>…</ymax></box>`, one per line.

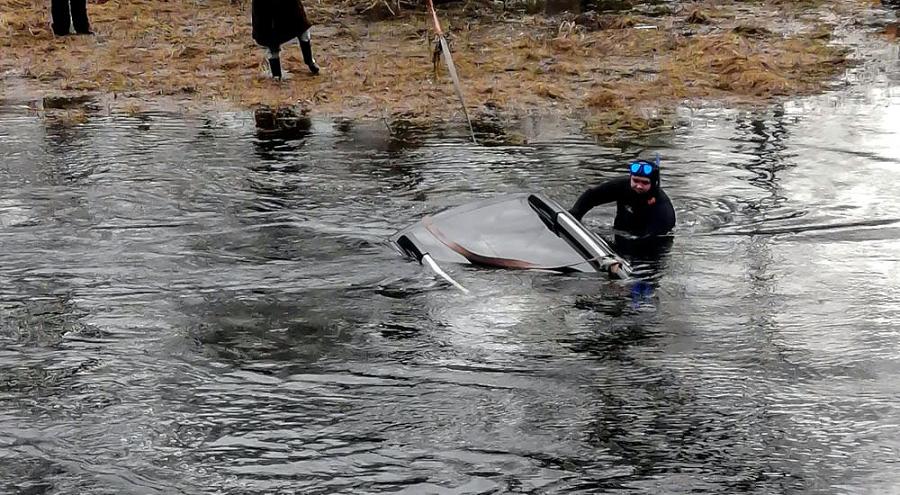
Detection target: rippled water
<box><xmin>2</xmin><ymin>33</ymin><xmax>899</xmax><ymax>495</ymax></box>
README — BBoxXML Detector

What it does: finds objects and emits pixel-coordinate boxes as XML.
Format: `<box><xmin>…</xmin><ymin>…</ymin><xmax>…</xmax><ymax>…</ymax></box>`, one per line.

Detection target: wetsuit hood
<box><xmin>629</xmin><ymin>158</ymin><xmax>661</xmax><ymax>195</ymax></box>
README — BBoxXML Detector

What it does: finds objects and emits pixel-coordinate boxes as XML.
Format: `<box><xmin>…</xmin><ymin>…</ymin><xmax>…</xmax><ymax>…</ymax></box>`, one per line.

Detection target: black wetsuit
<box><xmin>570</xmin><ymin>176</ymin><xmax>676</xmax><ymax>238</ymax></box>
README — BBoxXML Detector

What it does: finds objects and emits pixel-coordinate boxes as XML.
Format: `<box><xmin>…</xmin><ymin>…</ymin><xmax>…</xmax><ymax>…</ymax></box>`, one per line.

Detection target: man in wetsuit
<box><xmin>570</xmin><ymin>158</ymin><xmax>676</xmax><ymax>247</ymax></box>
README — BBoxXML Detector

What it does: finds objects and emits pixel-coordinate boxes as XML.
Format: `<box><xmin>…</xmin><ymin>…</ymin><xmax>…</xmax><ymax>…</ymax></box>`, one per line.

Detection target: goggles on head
<box><xmin>629</xmin><ymin>161</ymin><xmax>654</xmax><ymax>177</ymax></box>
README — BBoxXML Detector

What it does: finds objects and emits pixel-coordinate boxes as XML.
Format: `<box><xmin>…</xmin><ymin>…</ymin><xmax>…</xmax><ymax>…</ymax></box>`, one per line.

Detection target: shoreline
<box><xmin>0</xmin><ymin>0</ymin><xmax>887</xmax><ymax>139</ymax></box>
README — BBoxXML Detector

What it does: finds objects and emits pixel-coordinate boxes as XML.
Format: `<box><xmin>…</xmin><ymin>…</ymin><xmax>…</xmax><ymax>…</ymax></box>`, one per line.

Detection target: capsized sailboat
<box><xmin>391</xmin><ymin>193</ymin><xmax>632</xmax><ymax>290</ymax></box>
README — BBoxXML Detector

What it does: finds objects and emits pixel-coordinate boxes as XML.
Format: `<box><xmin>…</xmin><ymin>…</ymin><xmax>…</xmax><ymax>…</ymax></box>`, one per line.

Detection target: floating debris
<box><xmin>253</xmin><ymin>105</ymin><xmax>311</xmax><ymax>136</ymax></box>
<box><xmin>42</xmin><ymin>94</ymin><xmax>94</xmax><ymax>110</ymax></box>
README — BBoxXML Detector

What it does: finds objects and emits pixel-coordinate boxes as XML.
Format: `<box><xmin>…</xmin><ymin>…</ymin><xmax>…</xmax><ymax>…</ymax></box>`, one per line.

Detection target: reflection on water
<box><xmin>1</xmin><ymin>41</ymin><xmax>899</xmax><ymax>495</ymax></box>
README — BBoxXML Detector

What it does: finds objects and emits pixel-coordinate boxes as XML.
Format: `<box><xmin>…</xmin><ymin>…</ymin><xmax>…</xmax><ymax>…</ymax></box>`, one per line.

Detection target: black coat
<box><xmin>251</xmin><ymin>0</ymin><xmax>312</xmax><ymax>50</ymax></box>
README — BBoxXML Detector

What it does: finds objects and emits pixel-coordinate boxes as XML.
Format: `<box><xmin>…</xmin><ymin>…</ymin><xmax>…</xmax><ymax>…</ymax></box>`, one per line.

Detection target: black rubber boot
<box><xmin>268</xmin><ymin>57</ymin><xmax>282</xmax><ymax>80</ymax></box>
<box><xmin>50</xmin><ymin>0</ymin><xmax>71</xmax><ymax>36</ymax></box>
<box><xmin>70</xmin><ymin>0</ymin><xmax>92</xmax><ymax>34</ymax></box>
<box><xmin>299</xmin><ymin>40</ymin><xmax>320</xmax><ymax>75</ymax></box>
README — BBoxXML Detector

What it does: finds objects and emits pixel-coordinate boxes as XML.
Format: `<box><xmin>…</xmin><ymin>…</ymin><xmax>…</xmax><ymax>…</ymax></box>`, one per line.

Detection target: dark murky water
<box><xmin>2</xmin><ymin>29</ymin><xmax>899</xmax><ymax>495</ymax></box>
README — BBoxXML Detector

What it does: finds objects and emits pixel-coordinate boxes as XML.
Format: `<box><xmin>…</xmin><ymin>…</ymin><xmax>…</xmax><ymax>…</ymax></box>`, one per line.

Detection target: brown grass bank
<box><xmin>0</xmin><ymin>0</ymin><xmax>875</xmax><ymax>138</ymax></box>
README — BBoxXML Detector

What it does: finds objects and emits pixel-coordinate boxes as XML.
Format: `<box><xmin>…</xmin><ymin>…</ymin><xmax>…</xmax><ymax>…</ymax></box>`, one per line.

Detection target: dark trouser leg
<box><xmin>265</xmin><ymin>47</ymin><xmax>282</xmax><ymax>79</ymax></box>
<box><xmin>298</xmin><ymin>29</ymin><xmax>319</xmax><ymax>75</ymax></box>
<box><xmin>268</xmin><ymin>57</ymin><xmax>283</xmax><ymax>79</ymax></box>
<box><xmin>70</xmin><ymin>0</ymin><xmax>92</xmax><ymax>34</ymax></box>
<box><xmin>50</xmin><ymin>0</ymin><xmax>72</xmax><ymax>36</ymax></box>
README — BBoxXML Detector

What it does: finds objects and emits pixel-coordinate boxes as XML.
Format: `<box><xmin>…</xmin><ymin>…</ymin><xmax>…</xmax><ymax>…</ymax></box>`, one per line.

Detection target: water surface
<box><xmin>1</xmin><ymin>33</ymin><xmax>899</xmax><ymax>495</ymax></box>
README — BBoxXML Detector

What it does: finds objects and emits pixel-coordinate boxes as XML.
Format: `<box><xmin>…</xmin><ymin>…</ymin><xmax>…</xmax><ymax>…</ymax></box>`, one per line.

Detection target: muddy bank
<box><xmin>0</xmin><ymin>0</ymin><xmax>892</xmax><ymax>138</ymax></box>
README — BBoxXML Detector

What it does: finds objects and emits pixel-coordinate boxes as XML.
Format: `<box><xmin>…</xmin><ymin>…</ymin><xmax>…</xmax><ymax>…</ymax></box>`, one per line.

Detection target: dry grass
<box><xmin>662</xmin><ymin>30</ymin><xmax>848</xmax><ymax>99</ymax></box>
<box><xmin>0</xmin><ymin>0</ymin><xmax>860</xmax><ymax>138</ymax></box>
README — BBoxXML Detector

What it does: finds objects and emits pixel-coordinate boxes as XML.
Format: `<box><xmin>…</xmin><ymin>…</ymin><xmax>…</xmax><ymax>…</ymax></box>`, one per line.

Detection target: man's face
<box><xmin>630</xmin><ymin>175</ymin><xmax>652</xmax><ymax>195</ymax></box>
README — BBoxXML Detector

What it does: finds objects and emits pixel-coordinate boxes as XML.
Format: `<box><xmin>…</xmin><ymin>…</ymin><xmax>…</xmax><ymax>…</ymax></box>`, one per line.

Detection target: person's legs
<box><xmin>50</xmin><ymin>0</ymin><xmax>72</xmax><ymax>36</ymax></box>
<box><xmin>70</xmin><ymin>0</ymin><xmax>92</xmax><ymax>34</ymax></box>
<box><xmin>298</xmin><ymin>29</ymin><xmax>319</xmax><ymax>75</ymax></box>
<box><xmin>265</xmin><ymin>46</ymin><xmax>282</xmax><ymax>79</ymax></box>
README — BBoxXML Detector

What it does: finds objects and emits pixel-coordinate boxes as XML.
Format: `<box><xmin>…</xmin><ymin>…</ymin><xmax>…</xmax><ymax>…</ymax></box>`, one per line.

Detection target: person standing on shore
<box><xmin>251</xmin><ymin>0</ymin><xmax>321</xmax><ymax>80</ymax></box>
<box><xmin>50</xmin><ymin>0</ymin><xmax>92</xmax><ymax>36</ymax></box>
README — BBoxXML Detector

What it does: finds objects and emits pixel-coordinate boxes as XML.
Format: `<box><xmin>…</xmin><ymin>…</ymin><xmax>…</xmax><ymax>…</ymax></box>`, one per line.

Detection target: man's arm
<box><xmin>569</xmin><ymin>178</ymin><xmax>626</xmax><ymax>221</ymax></box>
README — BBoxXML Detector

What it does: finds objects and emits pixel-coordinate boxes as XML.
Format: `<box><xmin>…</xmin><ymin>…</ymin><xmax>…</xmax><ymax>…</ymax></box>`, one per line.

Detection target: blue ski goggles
<box><xmin>629</xmin><ymin>162</ymin><xmax>654</xmax><ymax>176</ymax></box>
